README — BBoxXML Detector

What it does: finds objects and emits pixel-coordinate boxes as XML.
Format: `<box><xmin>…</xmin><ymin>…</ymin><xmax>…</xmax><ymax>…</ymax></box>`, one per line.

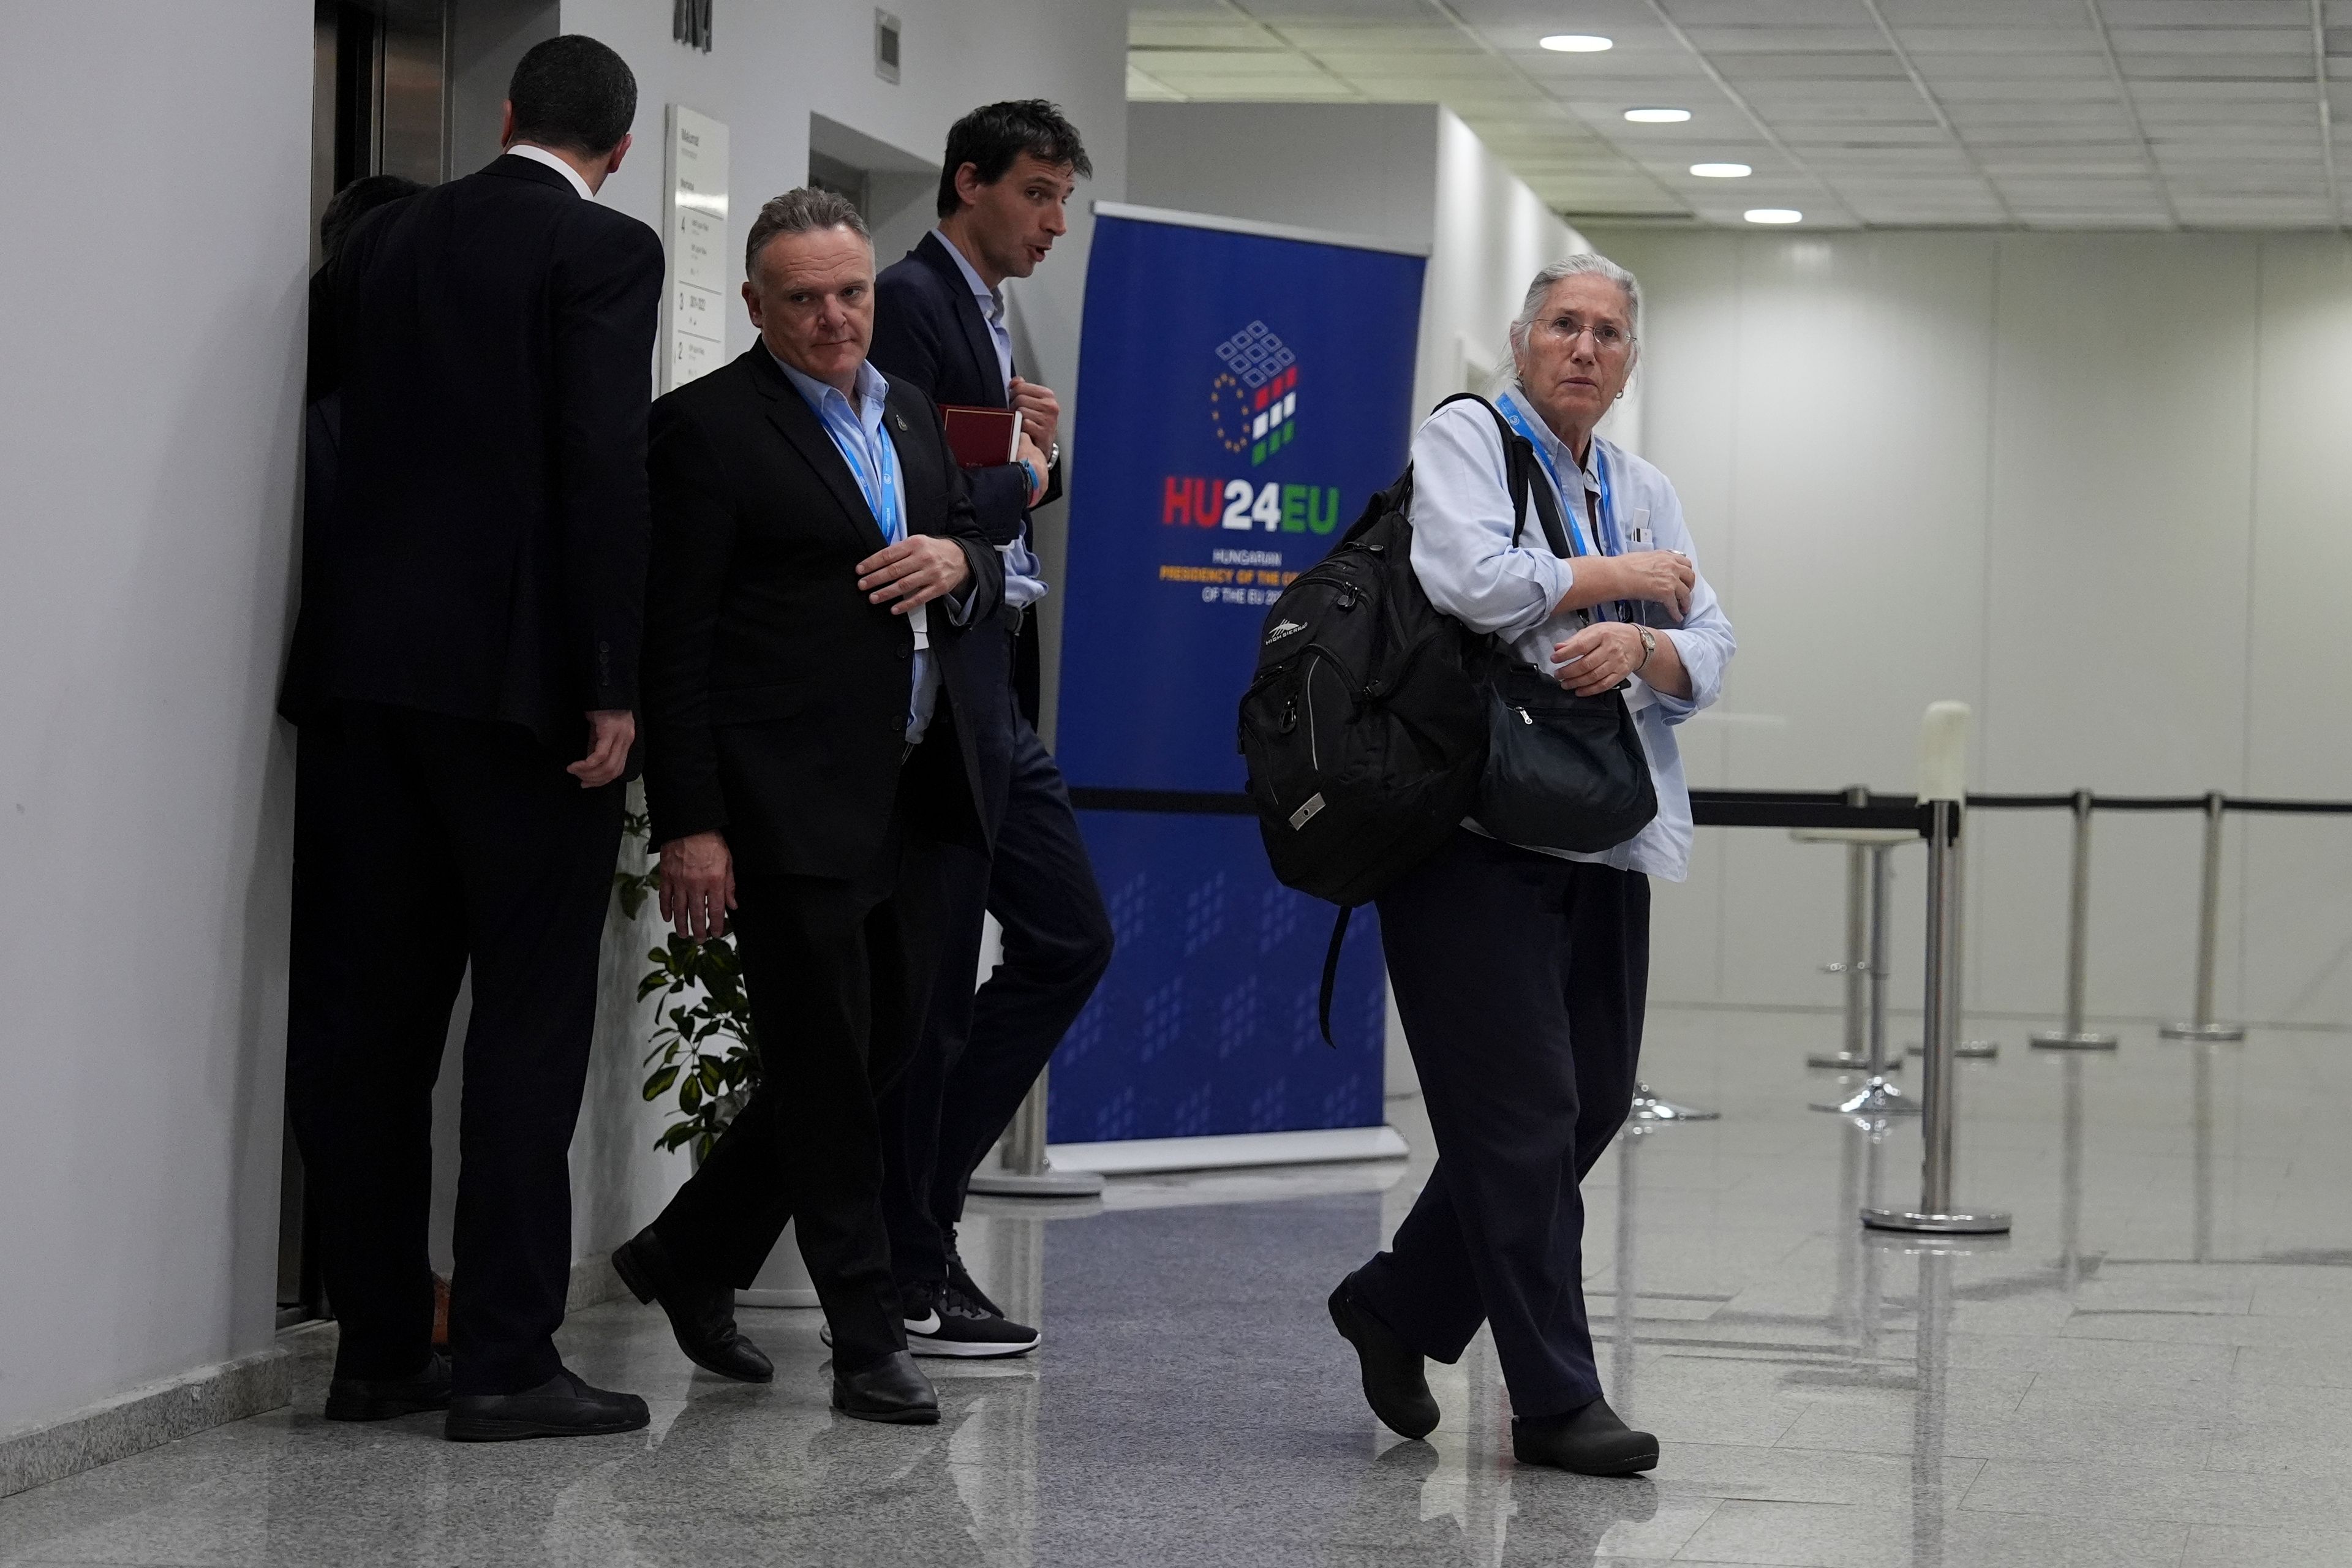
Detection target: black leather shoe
<box><xmin>444</xmin><ymin>1367</ymin><xmax>650</xmax><ymax>1442</ymax></box>
<box><xmin>324</xmin><ymin>1352</ymin><xmax>452</xmax><ymax>1421</ymax></box>
<box><xmin>831</xmin><ymin>1350</ymin><xmax>940</xmax><ymax>1425</ymax></box>
<box><xmin>612</xmin><ymin>1227</ymin><xmax>774</xmax><ymax>1384</ymax></box>
<box><xmin>1328</xmin><ymin>1276</ymin><xmax>1440</xmax><ymax>1439</ymax></box>
<box><xmin>1512</xmin><ymin>1395</ymin><xmax>1659</xmax><ymax>1476</ymax></box>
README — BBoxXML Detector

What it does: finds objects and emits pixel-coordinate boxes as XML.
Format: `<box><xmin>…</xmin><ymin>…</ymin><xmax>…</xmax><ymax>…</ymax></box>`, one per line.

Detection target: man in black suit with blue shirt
<box><xmin>865</xmin><ymin>101</ymin><xmax>1114</xmax><ymax>1360</ymax></box>
<box><xmin>609</xmin><ymin>187</ymin><xmax>1003</xmax><ymax>1426</ymax></box>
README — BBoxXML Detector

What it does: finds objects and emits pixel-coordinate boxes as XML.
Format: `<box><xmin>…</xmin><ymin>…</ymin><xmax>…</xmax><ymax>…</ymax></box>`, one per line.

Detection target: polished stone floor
<box><xmin>7</xmin><ymin>1008</ymin><xmax>2352</xmax><ymax>1566</ymax></box>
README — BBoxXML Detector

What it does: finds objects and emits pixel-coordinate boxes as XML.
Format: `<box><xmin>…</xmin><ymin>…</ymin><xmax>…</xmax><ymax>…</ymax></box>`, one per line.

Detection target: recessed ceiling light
<box><xmin>1624</xmin><ymin>108</ymin><xmax>1691</xmax><ymax>124</ymax></box>
<box><xmin>1745</xmin><ymin>208</ymin><xmax>1803</xmax><ymax>224</ymax></box>
<box><xmin>1539</xmin><ymin>34</ymin><xmax>1613</xmax><ymax>52</ymax></box>
<box><xmin>1691</xmin><ymin>162</ymin><xmax>1752</xmax><ymax>178</ymax></box>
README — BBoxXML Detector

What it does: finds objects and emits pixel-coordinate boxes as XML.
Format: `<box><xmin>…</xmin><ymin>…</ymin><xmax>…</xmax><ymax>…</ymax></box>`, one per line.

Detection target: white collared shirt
<box><xmin>928</xmin><ymin>228</ymin><xmax>1047</xmax><ymax>612</ymax></box>
<box><xmin>506</xmin><ymin>143</ymin><xmax>593</xmax><ymax>201</ymax></box>
<box><xmin>1406</xmin><ymin>390</ymin><xmax>1738</xmax><ymax>881</ymax></box>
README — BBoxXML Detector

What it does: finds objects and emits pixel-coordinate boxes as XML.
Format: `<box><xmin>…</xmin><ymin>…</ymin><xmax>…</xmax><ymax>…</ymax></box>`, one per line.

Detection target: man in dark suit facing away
<box><xmin>283</xmin><ymin>35</ymin><xmax>663</xmax><ymax>1442</ymax></box>
<box><xmin>865</xmin><ymin>101</ymin><xmax>1114</xmax><ymax>1358</ymax></box>
<box><xmin>608</xmin><ymin>189</ymin><xmax>1005</xmax><ymax>1427</ymax></box>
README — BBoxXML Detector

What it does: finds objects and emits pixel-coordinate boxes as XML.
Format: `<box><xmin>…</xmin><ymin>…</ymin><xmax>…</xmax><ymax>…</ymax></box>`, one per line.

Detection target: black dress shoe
<box><xmin>832</xmin><ymin>1350</ymin><xmax>939</xmax><ymax>1425</ymax></box>
<box><xmin>1328</xmin><ymin>1276</ymin><xmax>1440</xmax><ymax>1440</ymax></box>
<box><xmin>444</xmin><ymin>1367</ymin><xmax>650</xmax><ymax>1442</ymax></box>
<box><xmin>1512</xmin><ymin>1396</ymin><xmax>1659</xmax><ymax>1476</ymax></box>
<box><xmin>324</xmin><ymin>1352</ymin><xmax>453</xmax><ymax>1422</ymax></box>
<box><xmin>612</xmin><ymin>1227</ymin><xmax>774</xmax><ymax>1384</ymax></box>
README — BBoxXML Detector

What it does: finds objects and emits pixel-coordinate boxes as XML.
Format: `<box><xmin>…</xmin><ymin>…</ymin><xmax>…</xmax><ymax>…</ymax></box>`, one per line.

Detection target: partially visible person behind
<box><xmin>609</xmin><ymin>188</ymin><xmax>1005</xmax><ymax>1428</ymax></box>
<box><xmin>867</xmin><ymin>99</ymin><xmax>1112</xmax><ymax>1360</ymax></box>
<box><xmin>286</xmin><ymin>173</ymin><xmax>425</xmax><ymax>725</ymax></box>
<box><xmin>283</xmin><ymin>34</ymin><xmax>664</xmax><ymax>1442</ymax></box>
<box><xmin>1325</xmin><ymin>254</ymin><xmax>1735</xmax><ymax>1476</ymax></box>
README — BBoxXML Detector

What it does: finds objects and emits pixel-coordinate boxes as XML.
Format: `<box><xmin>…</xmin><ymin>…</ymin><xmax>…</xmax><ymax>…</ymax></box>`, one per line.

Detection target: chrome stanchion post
<box><xmin>966</xmin><ymin>1071</ymin><xmax>1107</xmax><ymax>1199</ymax></box>
<box><xmin>2160</xmin><ymin>791</ymin><xmax>2245</xmax><ymax>1043</ymax></box>
<box><xmin>2032</xmin><ymin>789</ymin><xmax>2117</xmax><ymax>1050</ymax></box>
<box><xmin>1815</xmin><ymin>843</ymin><xmax>1914</xmax><ymax>1117</ymax></box>
<box><xmin>1866</xmin><ymin>703</ymin><xmax>2011</xmax><ymax>1236</ymax></box>
<box><xmin>1808</xmin><ymin>786</ymin><xmax>1880</xmax><ymax>1071</ymax></box>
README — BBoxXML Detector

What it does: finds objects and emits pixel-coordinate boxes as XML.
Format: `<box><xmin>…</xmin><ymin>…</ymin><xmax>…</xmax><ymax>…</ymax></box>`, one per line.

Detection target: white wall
<box><xmin>0</xmin><ymin>0</ymin><xmax>312</xmax><ymax>1434</ymax></box>
<box><xmin>1584</xmin><ymin>227</ymin><xmax>2352</xmax><ymax>1030</ymax></box>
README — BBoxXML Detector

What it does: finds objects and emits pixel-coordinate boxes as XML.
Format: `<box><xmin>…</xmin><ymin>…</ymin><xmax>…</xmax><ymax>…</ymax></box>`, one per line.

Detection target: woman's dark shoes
<box><xmin>612</xmin><ymin>1227</ymin><xmax>774</xmax><ymax>1384</ymax></box>
<box><xmin>1327</xmin><ymin>1276</ymin><xmax>1441</xmax><ymax>1439</ymax></box>
<box><xmin>832</xmin><ymin>1350</ymin><xmax>940</xmax><ymax>1425</ymax></box>
<box><xmin>1511</xmin><ymin>1395</ymin><xmax>1659</xmax><ymax>1476</ymax></box>
<box><xmin>443</xmin><ymin>1367</ymin><xmax>649</xmax><ymax>1442</ymax></box>
<box><xmin>323</xmin><ymin>1352</ymin><xmax>453</xmax><ymax>1422</ymax></box>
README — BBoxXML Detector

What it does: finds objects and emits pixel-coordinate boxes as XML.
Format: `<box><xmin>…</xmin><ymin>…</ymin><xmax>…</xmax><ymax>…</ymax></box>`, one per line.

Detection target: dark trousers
<box><xmin>649</xmin><ymin>774</ymin><xmax>951</xmax><ymax>1373</ymax></box>
<box><xmin>284</xmin><ymin>704</ymin><xmax>624</xmax><ymax>1396</ymax></box>
<box><xmin>1352</xmin><ymin>830</ymin><xmax>1649</xmax><ymax>1420</ymax></box>
<box><xmin>879</xmin><ymin>713</ymin><xmax>1113</xmax><ymax>1290</ymax></box>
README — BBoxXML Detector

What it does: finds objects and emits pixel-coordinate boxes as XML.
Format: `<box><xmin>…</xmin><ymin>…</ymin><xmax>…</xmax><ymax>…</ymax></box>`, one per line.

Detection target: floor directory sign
<box><xmin>1049</xmin><ymin>203</ymin><xmax>1426</xmax><ymax>1148</ymax></box>
<box><xmin>662</xmin><ymin>105</ymin><xmax>728</xmax><ymax>390</ymax></box>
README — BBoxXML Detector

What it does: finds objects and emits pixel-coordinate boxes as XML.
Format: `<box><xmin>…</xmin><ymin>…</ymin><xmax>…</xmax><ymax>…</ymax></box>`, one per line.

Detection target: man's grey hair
<box><xmin>1506</xmin><ymin>252</ymin><xmax>1642</xmax><ymax>358</ymax></box>
<box><xmin>745</xmin><ymin>187</ymin><xmax>870</xmax><ymax>279</ymax></box>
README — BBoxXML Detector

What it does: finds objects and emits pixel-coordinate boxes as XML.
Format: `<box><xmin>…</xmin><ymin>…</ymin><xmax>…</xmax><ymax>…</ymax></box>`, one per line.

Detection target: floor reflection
<box><xmin>15</xmin><ymin>1009</ymin><xmax>2352</xmax><ymax>1566</ymax></box>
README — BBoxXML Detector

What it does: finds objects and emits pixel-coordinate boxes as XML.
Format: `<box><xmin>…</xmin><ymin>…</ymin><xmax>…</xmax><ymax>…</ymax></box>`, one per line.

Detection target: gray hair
<box><xmin>1506</xmin><ymin>252</ymin><xmax>1642</xmax><ymax>360</ymax></box>
<box><xmin>745</xmin><ymin>187</ymin><xmax>870</xmax><ymax>279</ymax></box>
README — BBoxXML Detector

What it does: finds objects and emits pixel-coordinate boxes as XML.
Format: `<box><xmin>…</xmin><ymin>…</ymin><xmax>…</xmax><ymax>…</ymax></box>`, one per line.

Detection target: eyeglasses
<box><xmin>1534</xmin><ymin>315</ymin><xmax>1634</xmax><ymax>354</ymax></box>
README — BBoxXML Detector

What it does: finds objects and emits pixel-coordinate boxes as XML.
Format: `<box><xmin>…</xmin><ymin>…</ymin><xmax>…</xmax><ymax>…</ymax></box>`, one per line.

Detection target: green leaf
<box><xmin>641</xmin><ymin>1065</ymin><xmax>679</xmax><ymax>1101</ymax></box>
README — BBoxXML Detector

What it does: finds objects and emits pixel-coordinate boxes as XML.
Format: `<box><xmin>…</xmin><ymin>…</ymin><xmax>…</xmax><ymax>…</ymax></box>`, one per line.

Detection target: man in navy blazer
<box><xmin>867</xmin><ymin>102</ymin><xmax>1114</xmax><ymax>1359</ymax></box>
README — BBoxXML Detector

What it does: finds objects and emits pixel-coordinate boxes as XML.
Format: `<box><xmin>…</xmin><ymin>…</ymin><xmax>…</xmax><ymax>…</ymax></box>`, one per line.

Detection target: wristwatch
<box><xmin>1634</xmin><ymin>624</ymin><xmax>1656</xmax><ymax>671</ymax></box>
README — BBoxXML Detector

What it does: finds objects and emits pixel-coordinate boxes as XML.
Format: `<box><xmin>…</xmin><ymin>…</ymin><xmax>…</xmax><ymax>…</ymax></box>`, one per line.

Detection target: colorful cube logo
<box><xmin>1211</xmin><ymin>320</ymin><xmax>1300</xmax><ymax>467</ymax></box>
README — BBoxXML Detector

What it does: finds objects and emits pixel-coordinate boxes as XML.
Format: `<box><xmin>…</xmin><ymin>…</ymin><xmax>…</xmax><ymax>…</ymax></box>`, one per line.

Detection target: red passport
<box><xmin>941</xmin><ymin>404</ymin><xmax>1020</xmax><ymax>467</ymax></box>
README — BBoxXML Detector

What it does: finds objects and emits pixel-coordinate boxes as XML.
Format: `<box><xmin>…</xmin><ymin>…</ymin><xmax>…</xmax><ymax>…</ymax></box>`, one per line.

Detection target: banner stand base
<box><xmin>1047</xmin><ymin>1125</ymin><xmax>1409</xmax><ymax>1178</ymax></box>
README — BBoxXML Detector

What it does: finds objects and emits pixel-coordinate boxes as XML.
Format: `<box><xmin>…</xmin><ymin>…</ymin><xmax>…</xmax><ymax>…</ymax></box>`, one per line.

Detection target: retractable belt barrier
<box><xmin>1070</xmin><ymin>778</ymin><xmax>2352</xmax><ymax>1234</ymax></box>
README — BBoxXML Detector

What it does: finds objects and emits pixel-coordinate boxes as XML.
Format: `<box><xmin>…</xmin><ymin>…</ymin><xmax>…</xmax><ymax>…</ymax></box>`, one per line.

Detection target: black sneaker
<box><xmin>908</xmin><ymin>1280</ymin><xmax>1040</xmax><ymax>1359</ymax></box>
<box><xmin>944</xmin><ymin>1246</ymin><xmax>1006</xmax><ymax>1321</ymax></box>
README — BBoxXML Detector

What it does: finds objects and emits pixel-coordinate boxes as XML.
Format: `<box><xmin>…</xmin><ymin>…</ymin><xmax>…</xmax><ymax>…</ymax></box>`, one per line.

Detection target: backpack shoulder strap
<box><xmin>1316</xmin><ymin>906</ymin><xmax>1351</xmax><ymax>1048</ymax></box>
<box><xmin>1431</xmin><ymin>393</ymin><xmax>1571</xmax><ymax>560</ymax></box>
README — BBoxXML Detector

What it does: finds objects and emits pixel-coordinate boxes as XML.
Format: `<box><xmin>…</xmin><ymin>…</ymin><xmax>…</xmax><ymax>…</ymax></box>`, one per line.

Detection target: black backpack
<box><xmin>1237</xmin><ymin>394</ymin><xmax>1560</xmax><ymax>1039</ymax></box>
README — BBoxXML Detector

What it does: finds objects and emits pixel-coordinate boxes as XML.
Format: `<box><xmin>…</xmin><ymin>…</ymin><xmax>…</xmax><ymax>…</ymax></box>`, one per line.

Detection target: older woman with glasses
<box><xmin>1325</xmin><ymin>254</ymin><xmax>1735</xmax><ymax>1475</ymax></box>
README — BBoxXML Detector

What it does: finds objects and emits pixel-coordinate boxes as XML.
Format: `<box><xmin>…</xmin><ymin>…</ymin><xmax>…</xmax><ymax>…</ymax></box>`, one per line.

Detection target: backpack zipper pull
<box><xmin>1281</xmin><ymin>697</ymin><xmax>1298</xmax><ymax>734</ymax></box>
<box><xmin>1513</xmin><ymin>704</ymin><xmax>1532</xmax><ymax>726</ymax></box>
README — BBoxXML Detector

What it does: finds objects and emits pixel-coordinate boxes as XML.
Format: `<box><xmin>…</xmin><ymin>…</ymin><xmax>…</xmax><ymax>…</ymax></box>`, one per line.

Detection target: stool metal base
<box><xmin>1807</xmin><ymin>1050</ymin><xmax>1902</xmax><ymax>1072</ymax></box>
<box><xmin>1862</xmin><ymin>1206</ymin><xmax>2012</xmax><ymax>1235</ymax></box>
<box><xmin>1811</xmin><ymin>1077</ymin><xmax>1918</xmax><ymax>1117</ymax></box>
<box><xmin>2030</xmin><ymin>1029</ymin><xmax>2118</xmax><ymax>1050</ymax></box>
<box><xmin>2158</xmin><ymin>1022</ymin><xmax>2245</xmax><ymax>1043</ymax></box>
<box><xmin>1907</xmin><ymin>1039</ymin><xmax>1998</xmax><ymax>1060</ymax></box>
<box><xmin>966</xmin><ymin>1160</ymin><xmax>1107</xmax><ymax>1199</ymax></box>
<box><xmin>1627</xmin><ymin>1084</ymin><xmax>1719</xmax><ymax>1123</ymax></box>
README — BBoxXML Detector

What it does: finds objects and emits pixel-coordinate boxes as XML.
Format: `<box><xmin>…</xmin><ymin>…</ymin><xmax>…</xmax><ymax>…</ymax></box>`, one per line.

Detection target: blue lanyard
<box><xmin>1494</xmin><ymin>393</ymin><xmax>1615</xmax><ymax>558</ymax></box>
<box><xmin>828</xmin><ymin>393</ymin><xmax>903</xmax><ymax>545</ymax></box>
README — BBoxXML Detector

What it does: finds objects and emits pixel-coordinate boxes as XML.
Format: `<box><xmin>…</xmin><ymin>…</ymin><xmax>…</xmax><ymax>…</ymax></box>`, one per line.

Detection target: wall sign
<box><xmin>662</xmin><ymin>106</ymin><xmax>728</xmax><ymax>391</ymax></box>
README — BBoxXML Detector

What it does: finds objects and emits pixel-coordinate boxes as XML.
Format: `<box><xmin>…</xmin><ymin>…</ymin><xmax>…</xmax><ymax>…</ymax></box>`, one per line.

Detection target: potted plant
<box><xmin>613</xmin><ymin>805</ymin><xmax>760</xmax><ymax>1161</ymax></box>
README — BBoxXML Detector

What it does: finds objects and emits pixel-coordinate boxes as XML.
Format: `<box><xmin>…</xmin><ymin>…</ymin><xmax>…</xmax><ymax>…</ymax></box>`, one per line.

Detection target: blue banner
<box><xmin>1049</xmin><ymin>209</ymin><xmax>1427</xmax><ymax>1144</ymax></box>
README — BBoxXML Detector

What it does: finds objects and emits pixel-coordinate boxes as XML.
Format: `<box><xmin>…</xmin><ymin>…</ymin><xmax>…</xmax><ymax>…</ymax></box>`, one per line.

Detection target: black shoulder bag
<box><xmin>1472</xmin><ymin>409</ymin><xmax>1658</xmax><ymax>855</ymax></box>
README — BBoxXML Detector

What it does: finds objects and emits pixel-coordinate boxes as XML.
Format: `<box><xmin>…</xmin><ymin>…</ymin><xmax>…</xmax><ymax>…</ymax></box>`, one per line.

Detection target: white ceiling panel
<box><xmin>1127</xmin><ymin>0</ymin><xmax>2351</xmax><ymax>229</ymax></box>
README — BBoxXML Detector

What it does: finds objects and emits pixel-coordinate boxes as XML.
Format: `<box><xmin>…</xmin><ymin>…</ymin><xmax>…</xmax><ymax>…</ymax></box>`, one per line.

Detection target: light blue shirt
<box><xmin>1406</xmin><ymin>388</ymin><xmax>1736</xmax><ymax>881</ymax></box>
<box><xmin>929</xmin><ymin>228</ymin><xmax>1046</xmax><ymax>612</ymax></box>
<box><xmin>772</xmin><ymin>351</ymin><xmax>970</xmax><ymax>744</ymax></box>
